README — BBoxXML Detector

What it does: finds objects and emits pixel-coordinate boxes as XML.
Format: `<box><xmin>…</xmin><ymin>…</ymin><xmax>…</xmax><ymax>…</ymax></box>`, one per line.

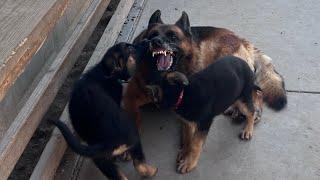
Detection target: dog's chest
<box><xmin>120</xmin><ymin>83</ymin><xmax>128</xmax><ymax>108</ymax></box>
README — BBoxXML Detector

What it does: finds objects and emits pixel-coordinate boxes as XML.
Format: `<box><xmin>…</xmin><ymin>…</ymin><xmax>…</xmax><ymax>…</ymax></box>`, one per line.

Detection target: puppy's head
<box><xmin>146</xmin><ymin>71</ymin><xmax>189</xmax><ymax>109</ymax></box>
<box><xmin>102</xmin><ymin>42</ymin><xmax>137</xmax><ymax>80</ymax></box>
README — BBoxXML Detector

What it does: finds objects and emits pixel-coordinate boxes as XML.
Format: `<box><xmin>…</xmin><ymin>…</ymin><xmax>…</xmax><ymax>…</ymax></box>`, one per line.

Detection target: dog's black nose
<box><xmin>151</xmin><ymin>37</ymin><xmax>163</xmax><ymax>48</ymax></box>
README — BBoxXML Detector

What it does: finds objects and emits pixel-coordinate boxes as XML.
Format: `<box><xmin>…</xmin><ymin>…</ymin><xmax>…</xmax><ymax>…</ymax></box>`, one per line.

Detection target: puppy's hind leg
<box><xmin>93</xmin><ymin>158</ymin><xmax>127</xmax><ymax>180</ymax></box>
<box><xmin>130</xmin><ymin>142</ymin><xmax>157</xmax><ymax>177</ymax></box>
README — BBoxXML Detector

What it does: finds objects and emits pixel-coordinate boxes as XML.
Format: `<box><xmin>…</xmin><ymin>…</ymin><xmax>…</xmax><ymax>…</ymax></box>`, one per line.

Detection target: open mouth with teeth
<box><xmin>152</xmin><ymin>49</ymin><xmax>174</xmax><ymax>71</ymax></box>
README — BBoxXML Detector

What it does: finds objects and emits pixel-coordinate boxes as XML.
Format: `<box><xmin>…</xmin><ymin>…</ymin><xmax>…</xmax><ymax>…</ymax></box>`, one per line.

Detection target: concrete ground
<box><xmin>62</xmin><ymin>0</ymin><xmax>320</xmax><ymax>179</ymax></box>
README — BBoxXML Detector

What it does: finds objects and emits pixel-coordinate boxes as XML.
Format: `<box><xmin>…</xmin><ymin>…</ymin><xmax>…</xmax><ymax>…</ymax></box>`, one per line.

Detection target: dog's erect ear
<box><xmin>175</xmin><ymin>11</ymin><xmax>191</xmax><ymax>36</ymax></box>
<box><xmin>148</xmin><ymin>10</ymin><xmax>163</xmax><ymax>28</ymax></box>
<box><xmin>166</xmin><ymin>72</ymin><xmax>189</xmax><ymax>86</ymax></box>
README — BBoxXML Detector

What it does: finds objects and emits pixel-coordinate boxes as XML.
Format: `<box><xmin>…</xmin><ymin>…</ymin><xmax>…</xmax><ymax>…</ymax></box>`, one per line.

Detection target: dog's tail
<box><xmin>254</xmin><ymin>52</ymin><xmax>287</xmax><ymax>111</ymax></box>
<box><xmin>52</xmin><ymin>120</ymin><xmax>110</xmax><ymax>157</ymax></box>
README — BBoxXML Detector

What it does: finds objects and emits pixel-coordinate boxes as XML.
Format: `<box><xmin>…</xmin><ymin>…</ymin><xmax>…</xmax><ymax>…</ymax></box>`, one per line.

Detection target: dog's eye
<box><xmin>149</xmin><ymin>31</ymin><xmax>159</xmax><ymax>39</ymax></box>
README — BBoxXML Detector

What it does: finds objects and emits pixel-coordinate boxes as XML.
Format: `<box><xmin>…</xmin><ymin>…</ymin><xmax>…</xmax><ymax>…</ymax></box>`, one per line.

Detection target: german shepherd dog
<box><xmin>147</xmin><ymin>56</ymin><xmax>262</xmax><ymax>173</ymax></box>
<box><xmin>122</xmin><ymin>10</ymin><xmax>287</xmax><ymax>129</ymax></box>
<box><xmin>53</xmin><ymin>43</ymin><xmax>157</xmax><ymax>180</ymax></box>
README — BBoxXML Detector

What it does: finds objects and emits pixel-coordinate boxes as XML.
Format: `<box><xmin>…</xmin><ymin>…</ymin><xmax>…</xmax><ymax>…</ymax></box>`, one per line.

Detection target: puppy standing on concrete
<box><xmin>149</xmin><ymin>56</ymin><xmax>263</xmax><ymax>174</ymax></box>
<box><xmin>53</xmin><ymin>42</ymin><xmax>157</xmax><ymax>180</ymax></box>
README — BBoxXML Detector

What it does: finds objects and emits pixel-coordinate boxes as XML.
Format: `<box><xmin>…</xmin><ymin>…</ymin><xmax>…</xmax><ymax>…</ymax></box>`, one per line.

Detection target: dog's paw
<box><xmin>240</xmin><ymin>125</ymin><xmax>254</xmax><ymax>140</ymax></box>
<box><xmin>224</xmin><ymin>107</ymin><xmax>247</xmax><ymax>124</ymax></box>
<box><xmin>135</xmin><ymin>163</ymin><xmax>158</xmax><ymax>177</ymax></box>
<box><xmin>176</xmin><ymin>148</ymin><xmax>188</xmax><ymax>163</ymax></box>
<box><xmin>176</xmin><ymin>152</ymin><xmax>198</xmax><ymax>174</ymax></box>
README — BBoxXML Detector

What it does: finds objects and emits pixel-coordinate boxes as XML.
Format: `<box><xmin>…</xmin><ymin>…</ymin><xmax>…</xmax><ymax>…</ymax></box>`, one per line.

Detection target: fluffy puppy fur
<box><xmin>53</xmin><ymin>42</ymin><xmax>157</xmax><ymax>180</ymax></box>
<box><xmin>150</xmin><ymin>56</ymin><xmax>262</xmax><ymax>174</ymax></box>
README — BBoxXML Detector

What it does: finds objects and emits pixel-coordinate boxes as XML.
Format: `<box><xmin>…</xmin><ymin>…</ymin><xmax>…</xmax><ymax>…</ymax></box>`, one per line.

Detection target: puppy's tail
<box><xmin>254</xmin><ymin>52</ymin><xmax>287</xmax><ymax>111</ymax></box>
<box><xmin>52</xmin><ymin>120</ymin><xmax>110</xmax><ymax>157</ymax></box>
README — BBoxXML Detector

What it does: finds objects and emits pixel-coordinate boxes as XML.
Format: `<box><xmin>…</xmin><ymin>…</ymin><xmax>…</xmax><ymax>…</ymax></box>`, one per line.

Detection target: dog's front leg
<box><xmin>177</xmin><ymin>120</ymin><xmax>196</xmax><ymax>162</ymax></box>
<box><xmin>236</xmin><ymin>100</ymin><xmax>256</xmax><ymax>140</ymax></box>
<box><xmin>177</xmin><ymin>129</ymin><xmax>208</xmax><ymax>174</ymax></box>
<box><xmin>122</xmin><ymin>78</ymin><xmax>150</xmax><ymax>130</ymax></box>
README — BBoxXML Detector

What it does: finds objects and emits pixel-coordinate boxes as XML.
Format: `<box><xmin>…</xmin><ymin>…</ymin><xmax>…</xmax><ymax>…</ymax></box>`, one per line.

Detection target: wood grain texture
<box><xmin>31</xmin><ymin>0</ymin><xmax>135</xmax><ymax>179</ymax></box>
<box><xmin>0</xmin><ymin>0</ymin><xmax>90</xmax><ymax>142</ymax></box>
<box><xmin>0</xmin><ymin>0</ymin><xmax>69</xmax><ymax>101</ymax></box>
<box><xmin>0</xmin><ymin>0</ymin><xmax>109</xmax><ymax>178</ymax></box>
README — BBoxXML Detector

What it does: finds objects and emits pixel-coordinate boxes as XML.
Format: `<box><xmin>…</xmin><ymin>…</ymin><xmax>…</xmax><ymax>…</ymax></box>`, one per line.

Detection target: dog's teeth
<box><xmin>164</xmin><ymin>51</ymin><xmax>167</xmax><ymax>56</ymax></box>
<box><xmin>152</xmin><ymin>52</ymin><xmax>155</xmax><ymax>57</ymax></box>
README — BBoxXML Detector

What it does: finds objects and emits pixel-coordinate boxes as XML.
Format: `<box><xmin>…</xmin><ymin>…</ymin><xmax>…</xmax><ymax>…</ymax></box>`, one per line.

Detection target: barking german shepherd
<box><xmin>122</xmin><ymin>10</ymin><xmax>287</xmax><ymax>127</ymax></box>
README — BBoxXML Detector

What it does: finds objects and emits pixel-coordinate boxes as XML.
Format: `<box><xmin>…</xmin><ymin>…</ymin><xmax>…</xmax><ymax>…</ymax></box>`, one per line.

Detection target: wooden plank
<box><xmin>0</xmin><ymin>0</ymin><xmax>110</xmax><ymax>178</ymax></box>
<box><xmin>0</xmin><ymin>0</ymin><xmax>91</xmax><ymax>143</ymax></box>
<box><xmin>31</xmin><ymin>0</ymin><xmax>135</xmax><ymax>179</ymax></box>
<box><xmin>0</xmin><ymin>0</ymin><xmax>68</xmax><ymax>101</ymax></box>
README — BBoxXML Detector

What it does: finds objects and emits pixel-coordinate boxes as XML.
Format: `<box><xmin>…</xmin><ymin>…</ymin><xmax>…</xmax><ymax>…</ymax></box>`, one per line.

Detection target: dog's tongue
<box><xmin>157</xmin><ymin>55</ymin><xmax>171</xmax><ymax>71</ymax></box>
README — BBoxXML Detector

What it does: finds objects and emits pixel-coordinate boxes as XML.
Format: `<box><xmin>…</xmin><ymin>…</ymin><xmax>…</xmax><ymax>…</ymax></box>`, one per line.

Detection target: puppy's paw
<box><xmin>135</xmin><ymin>163</ymin><xmax>158</xmax><ymax>177</ymax></box>
<box><xmin>176</xmin><ymin>152</ymin><xmax>198</xmax><ymax>174</ymax></box>
<box><xmin>240</xmin><ymin>125</ymin><xmax>254</xmax><ymax>140</ymax></box>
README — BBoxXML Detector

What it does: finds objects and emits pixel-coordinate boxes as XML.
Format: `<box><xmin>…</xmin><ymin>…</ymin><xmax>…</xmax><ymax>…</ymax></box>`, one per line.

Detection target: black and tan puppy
<box><xmin>53</xmin><ymin>42</ymin><xmax>157</xmax><ymax>180</ymax></box>
<box><xmin>149</xmin><ymin>56</ymin><xmax>262</xmax><ymax>174</ymax></box>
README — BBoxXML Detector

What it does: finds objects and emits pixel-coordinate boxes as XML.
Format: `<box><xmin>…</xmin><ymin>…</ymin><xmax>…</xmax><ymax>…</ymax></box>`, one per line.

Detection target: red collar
<box><xmin>174</xmin><ymin>90</ymin><xmax>184</xmax><ymax>110</ymax></box>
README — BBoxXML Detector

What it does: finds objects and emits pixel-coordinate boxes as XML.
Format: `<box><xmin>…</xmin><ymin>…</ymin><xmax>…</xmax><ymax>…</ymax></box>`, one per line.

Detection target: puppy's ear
<box><xmin>175</xmin><ymin>11</ymin><xmax>192</xmax><ymax>36</ymax></box>
<box><xmin>166</xmin><ymin>72</ymin><xmax>189</xmax><ymax>86</ymax></box>
<box><xmin>148</xmin><ymin>10</ymin><xmax>163</xmax><ymax>28</ymax></box>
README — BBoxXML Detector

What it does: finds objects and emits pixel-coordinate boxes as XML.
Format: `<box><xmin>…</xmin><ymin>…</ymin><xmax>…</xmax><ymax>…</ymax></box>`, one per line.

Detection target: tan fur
<box><xmin>235</xmin><ymin>101</ymin><xmax>256</xmax><ymax>140</ymax></box>
<box><xmin>133</xmin><ymin>160</ymin><xmax>158</xmax><ymax>177</ymax></box>
<box><xmin>112</xmin><ymin>145</ymin><xmax>129</xmax><ymax>156</ymax></box>
<box><xmin>254</xmin><ymin>53</ymin><xmax>286</xmax><ymax>108</ymax></box>
<box><xmin>122</xmin><ymin>74</ymin><xmax>153</xmax><ymax>128</ymax></box>
<box><xmin>177</xmin><ymin>131</ymin><xmax>207</xmax><ymax>173</ymax></box>
<box><xmin>118</xmin><ymin>171</ymin><xmax>128</xmax><ymax>180</ymax></box>
<box><xmin>126</xmin><ymin>55</ymin><xmax>136</xmax><ymax>76</ymax></box>
<box><xmin>181</xmin><ymin>120</ymin><xmax>196</xmax><ymax>148</ymax></box>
